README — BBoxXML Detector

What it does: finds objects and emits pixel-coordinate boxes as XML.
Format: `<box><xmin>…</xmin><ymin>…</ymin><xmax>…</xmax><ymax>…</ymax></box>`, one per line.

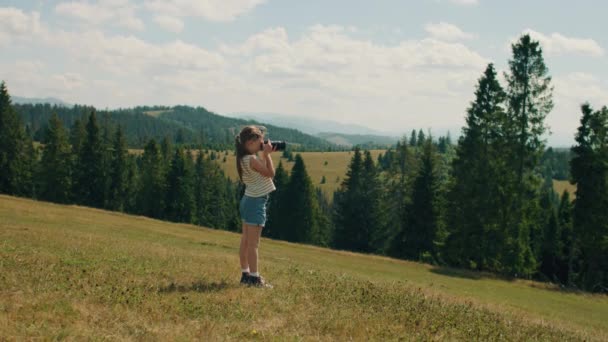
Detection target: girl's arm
<box><xmin>249</xmin><ymin>143</ymin><xmax>276</xmax><ymax>178</ymax></box>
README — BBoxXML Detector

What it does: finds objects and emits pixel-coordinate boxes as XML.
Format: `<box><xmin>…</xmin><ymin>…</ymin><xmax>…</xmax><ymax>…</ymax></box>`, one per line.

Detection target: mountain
<box><xmin>13</xmin><ymin>96</ymin><xmax>71</xmax><ymax>107</ymax></box>
<box><xmin>316</xmin><ymin>132</ymin><xmax>399</xmax><ymax>147</ymax></box>
<box><xmin>227</xmin><ymin>112</ymin><xmax>394</xmax><ymax>136</ymax></box>
<box><xmin>13</xmin><ymin>103</ymin><xmax>341</xmax><ymax>151</ymax></box>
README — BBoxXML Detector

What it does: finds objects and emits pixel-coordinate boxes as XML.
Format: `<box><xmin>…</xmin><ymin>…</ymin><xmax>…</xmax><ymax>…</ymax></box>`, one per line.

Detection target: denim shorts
<box><xmin>239</xmin><ymin>194</ymin><xmax>269</xmax><ymax>227</ymax></box>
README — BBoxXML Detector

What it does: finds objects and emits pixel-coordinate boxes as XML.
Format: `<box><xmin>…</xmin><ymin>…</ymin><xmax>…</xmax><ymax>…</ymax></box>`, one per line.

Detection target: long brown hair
<box><xmin>235</xmin><ymin>125</ymin><xmax>263</xmax><ymax>182</ymax></box>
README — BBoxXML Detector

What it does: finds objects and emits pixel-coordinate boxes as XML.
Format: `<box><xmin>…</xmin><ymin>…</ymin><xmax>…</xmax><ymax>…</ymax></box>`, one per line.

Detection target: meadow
<box><xmin>1</xmin><ymin>195</ymin><xmax>605</xmax><ymax>340</ymax></box>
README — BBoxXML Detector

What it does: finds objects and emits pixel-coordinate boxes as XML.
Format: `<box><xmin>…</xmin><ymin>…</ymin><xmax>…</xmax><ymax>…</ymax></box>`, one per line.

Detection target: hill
<box><xmin>228</xmin><ymin>112</ymin><xmax>393</xmax><ymax>136</ymax></box>
<box><xmin>13</xmin><ymin>104</ymin><xmax>340</xmax><ymax>151</ymax></box>
<box><xmin>1</xmin><ymin>195</ymin><xmax>605</xmax><ymax>340</ymax></box>
<box><xmin>316</xmin><ymin>132</ymin><xmax>400</xmax><ymax>147</ymax></box>
<box><xmin>13</xmin><ymin>95</ymin><xmax>70</xmax><ymax>107</ymax></box>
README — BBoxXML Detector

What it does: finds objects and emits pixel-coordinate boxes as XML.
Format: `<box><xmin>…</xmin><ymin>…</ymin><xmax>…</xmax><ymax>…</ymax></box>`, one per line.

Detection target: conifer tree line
<box><xmin>1</xmin><ymin>83</ymin><xmax>240</xmax><ymax>231</ymax></box>
<box><xmin>1</xmin><ymin>34</ymin><xmax>605</xmax><ymax>292</ymax></box>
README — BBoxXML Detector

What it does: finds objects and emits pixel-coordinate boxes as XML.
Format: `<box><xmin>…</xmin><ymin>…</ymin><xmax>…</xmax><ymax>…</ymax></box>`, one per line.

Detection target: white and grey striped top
<box><xmin>241</xmin><ymin>154</ymin><xmax>276</xmax><ymax>197</ymax></box>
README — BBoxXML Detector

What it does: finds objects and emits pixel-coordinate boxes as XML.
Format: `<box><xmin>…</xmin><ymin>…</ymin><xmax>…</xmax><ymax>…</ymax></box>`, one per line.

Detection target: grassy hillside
<box><xmin>1</xmin><ymin>195</ymin><xmax>606</xmax><ymax>340</ymax></box>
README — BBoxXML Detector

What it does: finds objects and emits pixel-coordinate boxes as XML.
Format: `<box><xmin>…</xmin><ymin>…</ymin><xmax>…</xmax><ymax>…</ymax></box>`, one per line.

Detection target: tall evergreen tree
<box><xmin>0</xmin><ymin>81</ymin><xmax>34</xmax><ymax>196</ymax></box>
<box><xmin>417</xmin><ymin>129</ymin><xmax>426</xmax><ymax>147</ymax></box>
<box><xmin>74</xmin><ymin>110</ymin><xmax>106</xmax><ymax>208</ymax></box>
<box><xmin>333</xmin><ymin>148</ymin><xmax>382</xmax><ymax>252</ymax></box>
<box><xmin>69</xmin><ymin>117</ymin><xmax>86</xmax><ymax>156</ymax></box>
<box><xmin>333</xmin><ymin>148</ymin><xmax>363</xmax><ymax>250</ymax></box>
<box><xmin>503</xmin><ymin>33</ymin><xmax>554</xmax><ymax>277</ymax></box>
<box><xmin>137</xmin><ymin>139</ymin><xmax>165</xmax><ymax>218</ymax></box>
<box><xmin>265</xmin><ymin>161</ymin><xmax>289</xmax><ymax>239</ymax></box>
<box><xmin>444</xmin><ymin>63</ymin><xmax>506</xmax><ymax>270</ymax></box>
<box><xmin>409</xmin><ymin>129</ymin><xmax>417</xmax><ymax>146</ymax></box>
<box><xmin>193</xmin><ymin>151</ymin><xmax>209</xmax><ymax>226</ymax></box>
<box><xmin>38</xmin><ymin>113</ymin><xmax>72</xmax><ymax>203</ymax></box>
<box><xmin>570</xmin><ymin>104</ymin><xmax>608</xmax><ymax>292</ymax></box>
<box><xmin>393</xmin><ymin>138</ymin><xmax>441</xmax><ymax>261</ymax></box>
<box><xmin>360</xmin><ymin>150</ymin><xmax>384</xmax><ymax>252</ymax></box>
<box><xmin>107</xmin><ymin>126</ymin><xmax>129</xmax><ymax>211</ymax></box>
<box><xmin>557</xmin><ymin>191</ymin><xmax>575</xmax><ymax>285</ymax></box>
<box><xmin>283</xmin><ymin>154</ymin><xmax>319</xmax><ymax>244</ymax></box>
<box><xmin>165</xmin><ymin>148</ymin><xmax>195</xmax><ymax>223</ymax></box>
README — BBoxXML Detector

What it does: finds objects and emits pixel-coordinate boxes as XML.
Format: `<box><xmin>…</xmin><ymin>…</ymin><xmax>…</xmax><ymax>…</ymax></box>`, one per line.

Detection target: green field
<box><xmin>129</xmin><ymin>149</ymin><xmax>386</xmax><ymax>198</ymax></box>
<box><xmin>1</xmin><ymin>195</ymin><xmax>606</xmax><ymax>340</ymax></box>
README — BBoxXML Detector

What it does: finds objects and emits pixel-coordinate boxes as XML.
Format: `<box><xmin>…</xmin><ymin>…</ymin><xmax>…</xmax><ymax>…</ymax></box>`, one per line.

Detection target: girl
<box><xmin>235</xmin><ymin>125</ymin><xmax>276</xmax><ymax>288</ymax></box>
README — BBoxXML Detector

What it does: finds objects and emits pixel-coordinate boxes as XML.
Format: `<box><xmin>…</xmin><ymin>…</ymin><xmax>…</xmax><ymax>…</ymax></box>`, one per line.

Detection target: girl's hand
<box><xmin>262</xmin><ymin>139</ymin><xmax>275</xmax><ymax>155</ymax></box>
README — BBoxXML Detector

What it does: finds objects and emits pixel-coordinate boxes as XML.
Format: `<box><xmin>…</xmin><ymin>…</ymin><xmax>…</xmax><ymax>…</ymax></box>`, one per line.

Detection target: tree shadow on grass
<box><xmin>158</xmin><ymin>279</ymin><xmax>232</xmax><ymax>293</ymax></box>
<box><xmin>429</xmin><ymin>266</ymin><xmax>511</xmax><ymax>281</ymax></box>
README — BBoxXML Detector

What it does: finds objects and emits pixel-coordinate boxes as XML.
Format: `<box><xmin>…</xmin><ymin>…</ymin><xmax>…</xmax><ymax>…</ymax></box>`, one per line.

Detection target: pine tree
<box><xmin>333</xmin><ymin>148</ymin><xmax>363</xmax><ymax>250</ymax></box>
<box><xmin>123</xmin><ymin>155</ymin><xmax>139</xmax><ymax>214</ymax></box>
<box><xmin>570</xmin><ymin>104</ymin><xmax>608</xmax><ymax>292</ymax></box>
<box><xmin>503</xmin><ymin>33</ymin><xmax>554</xmax><ymax>277</ymax></box>
<box><xmin>333</xmin><ymin>148</ymin><xmax>382</xmax><ymax>252</ymax></box>
<box><xmin>383</xmin><ymin>138</ymin><xmax>416</xmax><ymax>256</ymax></box>
<box><xmin>444</xmin><ymin>64</ymin><xmax>506</xmax><ymax>270</ymax></box>
<box><xmin>265</xmin><ymin>161</ymin><xmax>289</xmax><ymax>239</ymax></box>
<box><xmin>193</xmin><ymin>151</ymin><xmax>208</xmax><ymax>226</ymax></box>
<box><xmin>360</xmin><ymin>150</ymin><xmax>384</xmax><ymax>252</ymax></box>
<box><xmin>0</xmin><ymin>81</ymin><xmax>34</xmax><ymax>196</ymax></box>
<box><xmin>165</xmin><ymin>148</ymin><xmax>195</xmax><ymax>223</ymax></box>
<box><xmin>38</xmin><ymin>113</ymin><xmax>72</xmax><ymax>203</ymax></box>
<box><xmin>395</xmin><ymin>138</ymin><xmax>441</xmax><ymax>261</ymax></box>
<box><xmin>74</xmin><ymin>110</ymin><xmax>106</xmax><ymax>208</ymax></box>
<box><xmin>137</xmin><ymin>139</ymin><xmax>165</xmax><ymax>219</ymax></box>
<box><xmin>107</xmin><ymin>126</ymin><xmax>128</xmax><ymax>211</ymax></box>
<box><xmin>417</xmin><ymin>129</ymin><xmax>426</xmax><ymax>147</ymax></box>
<box><xmin>283</xmin><ymin>154</ymin><xmax>318</xmax><ymax>243</ymax></box>
<box><xmin>557</xmin><ymin>191</ymin><xmax>575</xmax><ymax>285</ymax></box>
<box><xmin>409</xmin><ymin>129</ymin><xmax>417</xmax><ymax>146</ymax></box>
<box><xmin>69</xmin><ymin>117</ymin><xmax>86</xmax><ymax>149</ymax></box>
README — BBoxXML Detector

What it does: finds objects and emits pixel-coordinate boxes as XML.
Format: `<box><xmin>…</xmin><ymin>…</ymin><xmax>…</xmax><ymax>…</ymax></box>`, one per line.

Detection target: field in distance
<box><xmin>129</xmin><ymin>149</ymin><xmax>576</xmax><ymax>200</ymax></box>
<box><xmin>129</xmin><ymin>149</ymin><xmax>386</xmax><ymax>198</ymax></box>
<box><xmin>1</xmin><ymin>195</ymin><xmax>605</xmax><ymax>340</ymax></box>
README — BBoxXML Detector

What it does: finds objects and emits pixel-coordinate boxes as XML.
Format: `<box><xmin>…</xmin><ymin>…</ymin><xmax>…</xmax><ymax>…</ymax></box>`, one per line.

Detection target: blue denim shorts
<box><xmin>239</xmin><ymin>194</ymin><xmax>269</xmax><ymax>227</ymax></box>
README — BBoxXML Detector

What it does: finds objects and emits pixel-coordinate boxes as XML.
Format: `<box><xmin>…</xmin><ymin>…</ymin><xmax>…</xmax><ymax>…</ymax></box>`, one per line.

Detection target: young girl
<box><xmin>235</xmin><ymin>125</ymin><xmax>276</xmax><ymax>288</ymax></box>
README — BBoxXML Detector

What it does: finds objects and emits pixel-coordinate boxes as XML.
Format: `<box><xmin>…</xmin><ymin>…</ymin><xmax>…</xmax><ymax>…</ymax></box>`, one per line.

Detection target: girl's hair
<box><xmin>235</xmin><ymin>125</ymin><xmax>263</xmax><ymax>182</ymax></box>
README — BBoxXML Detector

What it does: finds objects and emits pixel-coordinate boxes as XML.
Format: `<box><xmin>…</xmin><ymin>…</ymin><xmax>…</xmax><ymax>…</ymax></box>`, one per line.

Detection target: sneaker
<box><xmin>249</xmin><ymin>275</ymin><xmax>273</xmax><ymax>288</ymax></box>
<box><xmin>240</xmin><ymin>272</ymin><xmax>251</xmax><ymax>285</ymax></box>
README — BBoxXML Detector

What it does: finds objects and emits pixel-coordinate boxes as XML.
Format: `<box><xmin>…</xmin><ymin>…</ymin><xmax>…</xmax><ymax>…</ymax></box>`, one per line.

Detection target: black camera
<box><xmin>260</xmin><ymin>140</ymin><xmax>287</xmax><ymax>151</ymax></box>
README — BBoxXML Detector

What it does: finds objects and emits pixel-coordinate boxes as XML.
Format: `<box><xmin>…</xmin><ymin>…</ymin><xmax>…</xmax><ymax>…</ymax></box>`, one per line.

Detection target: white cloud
<box><xmin>55</xmin><ymin>1</ymin><xmax>144</xmax><ymax>31</ymax></box>
<box><xmin>48</xmin><ymin>30</ymin><xmax>226</xmax><ymax>74</ymax></box>
<box><xmin>425</xmin><ymin>22</ymin><xmax>475</xmax><ymax>41</ymax></box>
<box><xmin>515</xmin><ymin>29</ymin><xmax>604</xmax><ymax>57</ymax></box>
<box><xmin>544</xmin><ymin>72</ymin><xmax>608</xmax><ymax>146</ymax></box>
<box><xmin>144</xmin><ymin>0</ymin><xmax>266</xmax><ymax>22</ymax></box>
<box><xmin>215</xmin><ymin>25</ymin><xmax>488</xmax><ymax>130</ymax></box>
<box><xmin>448</xmin><ymin>0</ymin><xmax>478</xmax><ymax>6</ymax></box>
<box><xmin>0</xmin><ymin>7</ymin><xmax>41</xmax><ymax>45</ymax></box>
<box><xmin>153</xmin><ymin>15</ymin><xmax>184</xmax><ymax>33</ymax></box>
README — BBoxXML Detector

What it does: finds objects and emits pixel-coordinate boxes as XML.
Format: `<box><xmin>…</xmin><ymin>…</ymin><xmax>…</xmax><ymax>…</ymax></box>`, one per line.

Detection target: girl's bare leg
<box><xmin>246</xmin><ymin>225</ymin><xmax>263</xmax><ymax>273</ymax></box>
<box><xmin>239</xmin><ymin>224</ymin><xmax>249</xmax><ymax>270</ymax></box>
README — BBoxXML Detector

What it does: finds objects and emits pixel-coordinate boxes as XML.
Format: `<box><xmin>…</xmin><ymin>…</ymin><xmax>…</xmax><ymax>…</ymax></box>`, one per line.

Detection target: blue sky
<box><xmin>1</xmin><ymin>0</ymin><xmax>607</xmax><ymax>146</ymax></box>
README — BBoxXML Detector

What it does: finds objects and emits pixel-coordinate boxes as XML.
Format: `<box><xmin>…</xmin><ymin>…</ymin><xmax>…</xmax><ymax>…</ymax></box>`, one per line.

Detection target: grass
<box><xmin>553</xmin><ymin>179</ymin><xmax>577</xmax><ymax>199</ymax></box>
<box><xmin>1</xmin><ymin>195</ymin><xmax>607</xmax><ymax>340</ymax></box>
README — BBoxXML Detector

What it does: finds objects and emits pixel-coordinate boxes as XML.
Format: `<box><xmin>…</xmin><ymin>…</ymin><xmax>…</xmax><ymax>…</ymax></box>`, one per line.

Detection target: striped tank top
<box><xmin>241</xmin><ymin>154</ymin><xmax>276</xmax><ymax>197</ymax></box>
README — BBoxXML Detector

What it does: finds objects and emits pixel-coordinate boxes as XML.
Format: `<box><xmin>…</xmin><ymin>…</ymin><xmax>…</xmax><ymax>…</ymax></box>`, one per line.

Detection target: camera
<box><xmin>261</xmin><ymin>140</ymin><xmax>287</xmax><ymax>151</ymax></box>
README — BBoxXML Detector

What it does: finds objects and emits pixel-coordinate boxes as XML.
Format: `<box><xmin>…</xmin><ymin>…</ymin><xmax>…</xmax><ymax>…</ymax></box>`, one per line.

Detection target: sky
<box><xmin>1</xmin><ymin>0</ymin><xmax>607</xmax><ymax>146</ymax></box>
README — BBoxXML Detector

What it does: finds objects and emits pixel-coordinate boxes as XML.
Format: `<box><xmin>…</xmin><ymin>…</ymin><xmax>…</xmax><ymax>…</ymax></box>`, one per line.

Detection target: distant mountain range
<box><xmin>13</xmin><ymin>96</ymin><xmax>71</xmax><ymax>107</ymax></box>
<box><xmin>228</xmin><ymin>112</ymin><xmax>401</xmax><ymax>147</ymax></box>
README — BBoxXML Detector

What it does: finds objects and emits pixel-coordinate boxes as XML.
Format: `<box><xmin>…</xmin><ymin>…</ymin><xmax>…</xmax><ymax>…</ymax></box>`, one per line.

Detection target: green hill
<box><xmin>13</xmin><ymin>103</ymin><xmax>339</xmax><ymax>151</ymax></box>
<box><xmin>1</xmin><ymin>195</ymin><xmax>606</xmax><ymax>340</ymax></box>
